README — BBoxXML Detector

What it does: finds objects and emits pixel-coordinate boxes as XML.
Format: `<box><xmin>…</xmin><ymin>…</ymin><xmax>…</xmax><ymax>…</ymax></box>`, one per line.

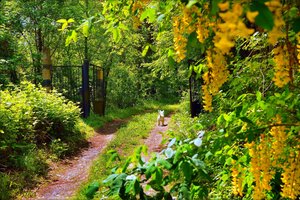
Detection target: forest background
<box><xmin>0</xmin><ymin>0</ymin><xmax>300</xmax><ymax>199</ymax></box>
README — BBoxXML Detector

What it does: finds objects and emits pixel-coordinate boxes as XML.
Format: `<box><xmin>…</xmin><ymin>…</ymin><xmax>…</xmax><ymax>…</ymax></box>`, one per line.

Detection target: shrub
<box><xmin>0</xmin><ymin>81</ymin><xmax>87</xmax><ymax>196</ymax></box>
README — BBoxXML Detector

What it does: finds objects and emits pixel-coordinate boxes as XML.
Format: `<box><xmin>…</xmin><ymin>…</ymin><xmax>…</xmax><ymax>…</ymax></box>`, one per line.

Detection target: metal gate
<box><xmin>189</xmin><ymin>70</ymin><xmax>203</xmax><ymax>118</ymax></box>
<box><xmin>51</xmin><ymin>62</ymin><xmax>105</xmax><ymax>117</ymax></box>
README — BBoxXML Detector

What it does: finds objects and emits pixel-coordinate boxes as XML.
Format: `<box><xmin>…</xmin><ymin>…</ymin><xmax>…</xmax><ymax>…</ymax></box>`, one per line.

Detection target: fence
<box><xmin>50</xmin><ymin>61</ymin><xmax>105</xmax><ymax>117</ymax></box>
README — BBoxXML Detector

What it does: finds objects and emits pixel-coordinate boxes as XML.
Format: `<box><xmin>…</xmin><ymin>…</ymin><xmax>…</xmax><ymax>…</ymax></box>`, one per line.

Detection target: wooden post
<box><xmin>93</xmin><ymin>67</ymin><xmax>105</xmax><ymax>116</ymax></box>
<box><xmin>42</xmin><ymin>47</ymin><xmax>52</xmax><ymax>92</ymax></box>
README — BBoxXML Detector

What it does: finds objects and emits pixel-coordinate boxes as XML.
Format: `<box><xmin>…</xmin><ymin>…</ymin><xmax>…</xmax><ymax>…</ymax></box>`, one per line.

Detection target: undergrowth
<box><xmin>73</xmin><ymin>104</ymin><xmax>178</xmax><ymax>200</ymax></box>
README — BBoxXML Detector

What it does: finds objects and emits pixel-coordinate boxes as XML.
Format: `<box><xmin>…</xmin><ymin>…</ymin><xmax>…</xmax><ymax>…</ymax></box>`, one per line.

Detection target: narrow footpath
<box><xmin>144</xmin><ymin>115</ymin><xmax>172</xmax><ymax>156</ymax></box>
<box><xmin>26</xmin><ymin>119</ymin><xmax>127</xmax><ymax>200</ymax></box>
<box><xmin>25</xmin><ymin>113</ymin><xmax>172</xmax><ymax>200</ymax></box>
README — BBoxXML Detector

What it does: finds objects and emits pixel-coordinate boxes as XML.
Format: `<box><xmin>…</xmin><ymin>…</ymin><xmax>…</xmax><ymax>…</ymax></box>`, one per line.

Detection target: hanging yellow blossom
<box><xmin>281</xmin><ymin>149</ymin><xmax>300</xmax><ymax>199</ymax></box>
<box><xmin>215</xmin><ymin>2</ymin><xmax>254</xmax><ymax>55</ymax></box>
<box><xmin>218</xmin><ymin>1</ymin><xmax>230</xmax><ymax>11</ymax></box>
<box><xmin>201</xmin><ymin>49</ymin><xmax>229</xmax><ymax>112</ymax></box>
<box><xmin>272</xmin><ymin>45</ymin><xmax>291</xmax><ymax>87</ymax></box>
<box><xmin>265</xmin><ymin>0</ymin><xmax>285</xmax><ymax>45</ymax></box>
<box><xmin>270</xmin><ymin>115</ymin><xmax>287</xmax><ymax>166</ymax></box>
<box><xmin>246</xmin><ymin>136</ymin><xmax>275</xmax><ymax>200</ymax></box>
<box><xmin>246</xmin><ymin>11</ymin><xmax>259</xmax><ymax>23</ymax></box>
<box><xmin>173</xmin><ymin>16</ymin><xmax>187</xmax><ymax>62</ymax></box>
<box><xmin>231</xmin><ymin>163</ymin><xmax>244</xmax><ymax>197</ymax></box>
<box><xmin>196</xmin><ymin>13</ymin><xmax>210</xmax><ymax>43</ymax></box>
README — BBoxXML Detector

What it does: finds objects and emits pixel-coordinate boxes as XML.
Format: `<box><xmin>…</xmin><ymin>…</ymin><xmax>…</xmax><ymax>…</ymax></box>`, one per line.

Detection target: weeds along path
<box><xmin>26</xmin><ymin>119</ymin><xmax>128</xmax><ymax>200</ymax></box>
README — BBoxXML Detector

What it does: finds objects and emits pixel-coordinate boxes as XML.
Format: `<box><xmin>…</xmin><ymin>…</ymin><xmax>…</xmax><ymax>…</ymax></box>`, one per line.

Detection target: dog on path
<box><xmin>157</xmin><ymin>110</ymin><xmax>165</xmax><ymax>126</ymax></box>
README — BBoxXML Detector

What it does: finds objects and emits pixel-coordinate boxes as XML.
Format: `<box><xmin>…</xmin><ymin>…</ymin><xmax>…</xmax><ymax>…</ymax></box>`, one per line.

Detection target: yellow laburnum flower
<box><xmin>265</xmin><ymin>0</ymin><xmax>285</xmax><ymax>45</ymax></box>
<box><xmin>272</xmin><ymin>45</ymin><xmax>291</xmax><ymax>87</ymax></box>
<box><xmin>202</xmin><ymin>84</ymin><xmax>213</xmax><ymax>112</ymax></box>
<box><xmin>246</xmin><ymin>11</ymin><xmax>259</xmax><ymax>23</ymax></box>
<box><xmin>218</xmin><ymin>1</ymin><xmax>229</xmax><ymax>11</ymax></box>
<box><xmin>214</xmin><ymin>35</ymin><xmax>235</xmax><ymax>55</ymax></box>
<box><xmin>215</xmin><ymin>3</ymin><xmax>254</xmax><ymax>55</ymax></box>
<box><xmin>247</xmin><ymin>135</ymin><xmax>275</xmax><ymax>200</ymax></box>
<box><xmin>281</xmin><ymin>150</ymin><xmax>300</xmax><ymax>199</ymax></box>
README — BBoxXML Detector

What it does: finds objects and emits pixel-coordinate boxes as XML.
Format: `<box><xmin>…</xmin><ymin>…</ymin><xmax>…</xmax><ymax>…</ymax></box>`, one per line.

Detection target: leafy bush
<box><xmin>0</xmin><ymin>81</ymin><xmax>87</xmax><ymax>196</ymax></box>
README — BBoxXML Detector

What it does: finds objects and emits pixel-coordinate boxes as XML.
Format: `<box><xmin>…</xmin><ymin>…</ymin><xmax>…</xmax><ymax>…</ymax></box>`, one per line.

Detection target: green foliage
<box><xmin>0</xmin><ymin>81</ymin><xmax>87</xmax><ymax>197</ymax></box>
<box><xmin>73</xmin><ymin>103</ymin><xmax>179</xmax><ymax>200</ymax></box>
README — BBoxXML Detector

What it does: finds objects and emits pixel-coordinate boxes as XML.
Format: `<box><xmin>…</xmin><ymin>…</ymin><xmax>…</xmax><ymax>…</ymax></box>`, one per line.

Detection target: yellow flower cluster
<box><xmin>201</xmin><ymin>49</ymin><xmax>229</xmax><ymax>112</ymax></box>
<box><xmin>231</xmin><ymin>164</ymin><xmax>243</xmax><ymax>196</ymax></box>
<box><xmin>195</xmin><ymin>9</ymin><xmax>211</xmax><ymax>43</ymax></box>
<box><xmin>272</xmin><ymin>45</ymin><xmax>291</xmax><ymax>87</ymax></box>
<box><xmin>214</xmin><ymin>2</ymin><xmax>255</xmax><ymax>55</ymax></box>
<box><xmin>265</xmin><ymin>0</ymin><xmax>285</xmax><ymax>45</ymax></box>
<box><xmin>246</xmin><ymin>136</ymin><xmax>274</xmax><ymax>200</ymax></box>
<box><xmin>281</xmin><ymin>149</ymin><xmax>300</xmax><ymax>199</ymax></box>
<box><xmin>173</xmin><ymin>6</ymin><xmax>199</xmax><ymax>62</ymax></box>
<box><xmin>270</xmin><ymin>115</ymin><xmax>287</xmax><ymax>165</ymax></box>
<box><xmin>173</xmin><ymin>16</ymin><xmax>187</xmax><ymax>62</ymax></box>
<box><xmin>202</xmin><ymin>77</ymin><xmax>213</xmax><ymax>112</ymax></box>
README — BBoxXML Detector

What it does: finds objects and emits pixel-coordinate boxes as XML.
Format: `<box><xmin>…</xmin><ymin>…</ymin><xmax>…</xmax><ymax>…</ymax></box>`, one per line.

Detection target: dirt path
<box><xmin>25</xmin><ymin>113</ymin><xmax>172</xmax><ymax>200</ymax></box>
<box><xmin>26</xmin><ymin>119</ymin><xmax>127</xmax><ymax>200</ymax></box>
<box><xmin>144</xmin><ymin>115</ymin><xmax>172</xmax><ymax>159</ymax></box>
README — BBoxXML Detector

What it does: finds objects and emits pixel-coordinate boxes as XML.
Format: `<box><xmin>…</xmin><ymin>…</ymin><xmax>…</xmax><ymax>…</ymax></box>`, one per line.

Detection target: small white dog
<box><xmin>157</xmin><ymin>110</ymin><xmax>165</xmax><ymax>126</ymax></box>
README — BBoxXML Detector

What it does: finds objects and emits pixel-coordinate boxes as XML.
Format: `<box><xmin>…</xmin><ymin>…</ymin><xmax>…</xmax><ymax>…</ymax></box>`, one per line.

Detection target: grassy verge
<box><xmin>72</xmin><ymin>103</ymin><xmax>178</xmax><ymax>200</ymax></box>
<box><xmin>83</xmin><ymin>99</ymin><xmax>179</xmax><ymax>138</ymax></box>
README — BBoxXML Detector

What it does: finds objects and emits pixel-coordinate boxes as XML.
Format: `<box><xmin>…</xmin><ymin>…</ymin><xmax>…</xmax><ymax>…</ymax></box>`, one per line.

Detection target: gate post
<box><xmin>82</xmin><ymin>59</ymin><xmax>90</xmax><ymax>118</ymax></box>
<box><xmin>42</xmin><ymin>47</ymin><xmax>52</xmax><ymax>92</ymax></box>
<box><xmin>93</xmin><ymin>67</ymin><xmax>105</xmax><ymax>116</ymax></box>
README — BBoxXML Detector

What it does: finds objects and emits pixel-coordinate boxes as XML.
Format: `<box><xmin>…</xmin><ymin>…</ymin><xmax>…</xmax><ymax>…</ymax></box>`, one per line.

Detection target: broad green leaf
<box><xmin>168</xmin><ymin>49</ymin><xmax>174</xmax><ymax>57</ymax></box>
<box><xmin>142</xmin><ymin>45</ymin><xmax>150</xmax><ymax>57</ymax></box>
<box><xmin>157</xmin><ymin>14</ymin><xmax>165</xmax><ymax>22</ymax></box>
<box><xmin>122</xmin><ymin>158</ymin><xmax>132</xmax><ymax>173</ymax></box>
<box><xmin>65</xmin><ymin>36</ymin><xmax>72</xmax><ymax>46</ymax></box>
<box><xmin>211</xmin><ymin>0</ymin><xmax>221</xmax><ymax>15</ymax></box>
<box><xmin>82</xmin><ymin>21</ymin><xmax>89</xmax><ymax>37</ymax></box>
<box><xmin>157</xmin><ymin>158</ymin><xmax>172</xmax><ymax>169</ymax></box>
<box><xmin>85</xmin><ymin>181</ymin><xmax>100</xmax><ymax>199</ymax></box>
<box><xmin>173</xmin><ymin>149</ymin><xmax>182</xmax><ymax>164</ymax></box>
<box><xmin>125</xmin><ymin>179</ymin><xmax>135</xmax><ymax>194</ymax></box>
<box><xmin>291</xmin><ymin>17</ymin><xmax>300</xmax><ymax>33</ymax></box>
<box><xmin>71</xmin><ymin>30</ymin><xmax>77</xmax><ymax>42</ymax></box>
<box><xmin>108</xmin><ymin>173</ymin><xmax>127</xmax><ymax>196</ymax></box>
<box><xmin>251</xmin><ymin>1</ymin><xmax>274</xmax><ymax>30</ymax></box>
<box><xmin>165</xmin><ymin>147</ymin><xmax>174</xmax><ymax>159</ymax></box>
<box><xmin>256</xmin><ymin>91</ymin><xmax>262</xmax><ymax>101</ymax></box>
<box><xmin>154</xmin><ymin>168</ymin><xmax>163</xmax><ymax>184</ymax></box>
<box><xmin>126</xmin><ymin>174</ymin><xmax>137</xmax><ymax>181</ymax></box>
<box><xmin>181</xmin><ymin>161</ymin><xmax>192</xmax><ymax>181</ymax></box>
<box><xmin>112</xmin><ymin>28</ymin><xmax>121</xmax><ymax>42</ymax></box>
<box><xmin>240</xmin><ymin>117</ymin><xmax>254</xmax><ymax>125</ymax></box>
<box><xmin>57</xmin><ymin>19</ymin><xmax>67</xmax><ymax>24</ymax></box>
<box><xmin>187</xmin><ymin>0</ymin><xmax>198</xmax><ymax>8</ymax></box>
<box><xmin>179</xmin><ymin>183</ymin><xmax>190</xmax><ymax>199</ymax></box>
<box><xmin>103</xmin><ymin>174</ymin><xmax>118</xmax><ymax>184</ymax></box>
<box><xmin>67</xmin><ymin>18</ymin><xmax>75</xmax><ymax>23</ymax></box>
<box><xmin>168</xmin><ymin>138</ymin><xmax>176</xmax><ymax>148</ymax></box>
<box><xmin>60</xmin><ymin>22</ymin><xmax>68</xmax><ymax>31</ymax></box>
<box><xmin>140</xmin><ymin>8</ymin><xmax>156</xmax><ymax>23</ymax></box>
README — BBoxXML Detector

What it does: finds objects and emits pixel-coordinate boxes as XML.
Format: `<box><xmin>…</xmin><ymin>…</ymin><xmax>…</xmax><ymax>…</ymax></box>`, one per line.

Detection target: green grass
<box><xmin>72</xmin><ymin>103</ymin><xmax>179</xmax><ymax>200</ymax></box>
<box><xmin>83</xmin><ymin>99</ymin><xmax>179</xmax><ymax>138</ymax></box>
